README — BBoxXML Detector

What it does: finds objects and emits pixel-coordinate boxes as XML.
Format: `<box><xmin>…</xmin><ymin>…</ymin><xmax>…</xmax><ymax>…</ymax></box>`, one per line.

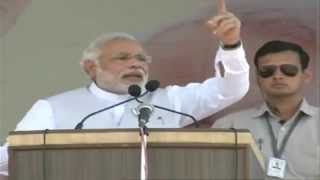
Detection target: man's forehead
<box><xmin>258</xmin><ymin>51</ymin><xmax>300</xmax><ymax>65</ymax></box>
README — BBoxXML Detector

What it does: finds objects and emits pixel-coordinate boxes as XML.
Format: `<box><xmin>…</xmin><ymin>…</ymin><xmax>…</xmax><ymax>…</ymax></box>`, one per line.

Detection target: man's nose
<box><xmin>128</xmin><ymin>57</ymin><xmax>144</xmax><ymax>68</ymax></box>
<box><xmin>272</xmin><ymin>68</ymin><xmax>284</xmax><ymax>78</ymax></box>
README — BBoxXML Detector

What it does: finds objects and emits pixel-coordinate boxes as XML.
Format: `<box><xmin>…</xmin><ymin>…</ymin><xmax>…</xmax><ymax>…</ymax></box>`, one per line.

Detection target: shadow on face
<box><xmin>255</xmin><ymin>51</ymin><xmax>311</xmax><ymax>99</ymax></box>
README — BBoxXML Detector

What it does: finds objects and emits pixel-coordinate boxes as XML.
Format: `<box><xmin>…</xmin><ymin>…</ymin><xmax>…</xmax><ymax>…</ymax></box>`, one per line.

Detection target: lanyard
<box><xmin>265</xmin><ymin>112</ymin><xmax>303</xmax><ymax>158</ymax></box>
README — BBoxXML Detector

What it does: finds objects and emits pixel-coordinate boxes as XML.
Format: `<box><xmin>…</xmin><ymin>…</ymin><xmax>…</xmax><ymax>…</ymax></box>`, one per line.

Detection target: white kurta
<box><xmin>0</xmin><ymin>46</ymin><xmax>250</xmax><ymax>175</ymax></box>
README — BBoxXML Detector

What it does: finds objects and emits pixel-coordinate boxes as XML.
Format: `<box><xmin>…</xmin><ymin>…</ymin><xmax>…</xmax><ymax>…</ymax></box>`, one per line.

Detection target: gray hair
<box><xmin>80</xmin><ymin>32</ymin><xmax>137</xmax><ymax>66</ymax></box>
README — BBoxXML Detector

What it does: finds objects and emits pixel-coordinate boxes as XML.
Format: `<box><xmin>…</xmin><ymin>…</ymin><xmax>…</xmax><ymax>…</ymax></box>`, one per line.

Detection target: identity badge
<box><xmin>267</xmin><ymin>157</ymin><xmax>286</xmax><ymax>178</ymax></box>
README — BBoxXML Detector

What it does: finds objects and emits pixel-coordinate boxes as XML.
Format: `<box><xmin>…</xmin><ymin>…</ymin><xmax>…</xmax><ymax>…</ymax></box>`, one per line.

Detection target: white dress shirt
<box><xmin>0</xmin><ymin>45</ymin><xmax>249</xmax><ymax>175</ymax></box>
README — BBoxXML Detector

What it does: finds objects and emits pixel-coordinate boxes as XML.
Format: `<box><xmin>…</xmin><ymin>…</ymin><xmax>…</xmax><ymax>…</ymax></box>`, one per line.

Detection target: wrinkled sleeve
<box><xmin>0</xmin><ymin>100</ymin><xmax>55</xmax><ymax>176</ymax></box>
<box><xmin>166</xmin><ymin>45</ymin><xmax>249</xmax><ymax>126</ymax></box>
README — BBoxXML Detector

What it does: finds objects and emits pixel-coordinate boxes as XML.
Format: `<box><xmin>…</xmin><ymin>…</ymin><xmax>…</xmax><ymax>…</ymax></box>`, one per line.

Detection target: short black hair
<box><xmin>254</xmin><ymin>40</ymin><xmax>310</xmax><ymax>70</ymax></box>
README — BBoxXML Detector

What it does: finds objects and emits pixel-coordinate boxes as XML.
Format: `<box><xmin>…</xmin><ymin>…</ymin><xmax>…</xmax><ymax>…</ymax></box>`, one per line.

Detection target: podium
<box><xmin>8</xmin><ymin>129</ymin><xmax>265</xmax><ymax>180</ymax></box>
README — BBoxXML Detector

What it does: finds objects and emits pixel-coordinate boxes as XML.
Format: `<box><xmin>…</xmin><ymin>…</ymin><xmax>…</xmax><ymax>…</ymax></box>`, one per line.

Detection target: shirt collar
<box><xmin>251</xmin><ymin>98</ymin><xmax>317</xmax><ymax>119</ymax></box>
<box><xmin>298</xmin><ymin>98</ymin><xmax>318</xmax><ymax>117</ymax></box>
<box><xmin>252</xmin><ymin>103</ymin><xmax>271</xmax><ymax>118</ymax></box>
<box><xmin>88</xmin><ymin>82</ymin><xmax>130</xmax><ymax>102</ymax></box>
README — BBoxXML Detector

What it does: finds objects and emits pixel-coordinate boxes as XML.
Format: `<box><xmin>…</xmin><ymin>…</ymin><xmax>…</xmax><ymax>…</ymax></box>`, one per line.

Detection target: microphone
<box><xmin>131</xmin><ymin>80</ymin><xmax>158</xmax><ymax>127</ymax></box>
<box><xmin>137</xmin><ymin>103</ymin><xmax>154</xmax><ymax>127</ymax></box>
<box><xmin>134</xmin><ymin>80</ymin><xmax>200</xmax><ymax>128</ymax></box>
<box><xmin>128</xmin><ymin>84</ymin><xmax>142</xmax><ymax>97</ymax></box>
<box><xmin>74</xmin><ymin>84</ymin><xmax>144</xmax><ymax>129</ymax></box>
<box><xmin>145</xmin><ymin>80</ymin><xmax>160</xmax><ymax>92</ymax></box>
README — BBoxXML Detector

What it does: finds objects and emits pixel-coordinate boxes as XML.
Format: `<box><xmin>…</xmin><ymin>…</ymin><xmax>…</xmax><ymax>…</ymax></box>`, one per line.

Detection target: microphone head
<box><xmin>128</xmin><ymin>84</ymin><xmax>141</xmax><ymax>97</ymax></box>
<box><xmin>145</xmin><ymin>80</ymin><xmax>160</xmax><ymax>92</ymax></box>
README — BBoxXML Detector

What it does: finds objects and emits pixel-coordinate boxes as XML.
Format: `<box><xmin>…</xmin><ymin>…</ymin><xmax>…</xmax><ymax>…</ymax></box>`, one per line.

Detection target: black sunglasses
<box><xmin>257</xmin><ymin>64</ymin><xmax>299</xmax><ymax>78</ymax></box>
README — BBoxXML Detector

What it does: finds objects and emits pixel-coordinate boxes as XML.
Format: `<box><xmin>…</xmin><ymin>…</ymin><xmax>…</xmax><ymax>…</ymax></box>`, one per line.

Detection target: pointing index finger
<box><xmin>217</xmin><ymin>0</ymin><xmax>227</xmax><ymax>14</ymax></box>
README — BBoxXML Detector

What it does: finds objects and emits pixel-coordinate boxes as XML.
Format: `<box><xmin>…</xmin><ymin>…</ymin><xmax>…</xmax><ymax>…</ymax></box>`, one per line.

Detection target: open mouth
<box><xmin>122</xmin><ymin>73</ymin><xmax>144</xmax><ymax>81</ymax></box>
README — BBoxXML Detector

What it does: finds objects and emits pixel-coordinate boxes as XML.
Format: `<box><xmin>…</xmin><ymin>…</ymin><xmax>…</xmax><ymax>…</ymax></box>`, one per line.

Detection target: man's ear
<box><xmin>303</xmin><ymin>69</ymin><xmax>312</xmax><ymax>84</ymax></box>
<box><xmin>82</xmin><ymin>60</ymin><xmax>98</xmax><ymax>80</ymax></box>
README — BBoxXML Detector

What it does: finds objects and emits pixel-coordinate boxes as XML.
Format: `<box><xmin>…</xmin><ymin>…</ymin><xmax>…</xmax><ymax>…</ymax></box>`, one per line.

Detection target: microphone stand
<box><xmin>134</xmin><ymin>98</ymin><xmax>199</xmax><ymax>128</ymax></box>
<box><xmin>139</xmin><ymin>119</ymin><xmax>149</xmax><ymax>180</ymax></box>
